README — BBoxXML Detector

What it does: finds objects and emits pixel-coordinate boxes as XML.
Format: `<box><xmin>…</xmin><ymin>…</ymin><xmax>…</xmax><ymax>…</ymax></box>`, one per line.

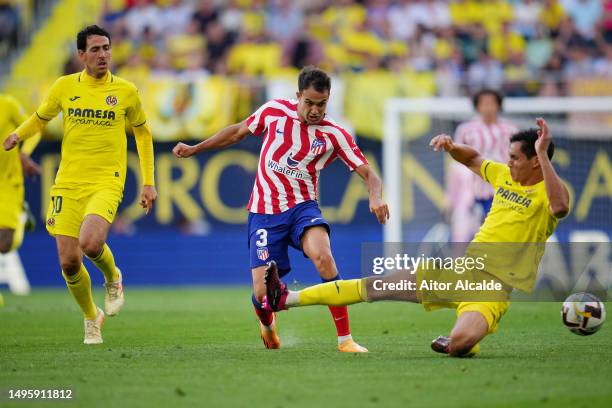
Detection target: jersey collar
<box><xmin>79</xmin><ymin>69</ymin><xmax>113</xmax><ymax>84</ymax></box>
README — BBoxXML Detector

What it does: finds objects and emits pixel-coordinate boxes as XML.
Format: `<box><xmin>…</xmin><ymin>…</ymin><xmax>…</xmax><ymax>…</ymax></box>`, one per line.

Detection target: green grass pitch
<box><xmin>1</xmin><ymin>288</ymin><xmax>611</xmax><ymax>408</ymax></box>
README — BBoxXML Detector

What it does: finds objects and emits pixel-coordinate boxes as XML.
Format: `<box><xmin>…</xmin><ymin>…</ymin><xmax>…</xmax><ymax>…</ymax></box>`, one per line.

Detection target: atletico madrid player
<box><xmin>172</xmin><ymin>66</ymin><xmax>389</xmax><ymax>352</ymax></box>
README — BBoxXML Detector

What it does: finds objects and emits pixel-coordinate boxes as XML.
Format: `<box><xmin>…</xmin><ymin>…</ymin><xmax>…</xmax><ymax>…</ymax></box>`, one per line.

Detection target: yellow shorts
<box><xmin>423</xmin><ymin>301</ymin><xmax>510</xmax><ymax>333</ymax></box>
<box><xmin>45</xmin><ymin>187</ymin><xmax>123</xmax><ymax>238</ymax></box>
<box><xmin>0</xmin><ymin>183</ymin><xmax>24</xmax><ymax>230</ymax></box>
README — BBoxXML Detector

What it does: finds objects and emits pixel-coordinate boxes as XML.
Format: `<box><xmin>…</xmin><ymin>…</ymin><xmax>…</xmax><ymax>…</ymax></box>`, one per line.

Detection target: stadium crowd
<box><xmin>0</xmin><ymin>0</ymin><xmax>21</xmax><ymax>57</ymax></box>
<box><xmin>85</xmin><ymin>0</ymin><xmax>612</xmax><ymax>97</ymax></box>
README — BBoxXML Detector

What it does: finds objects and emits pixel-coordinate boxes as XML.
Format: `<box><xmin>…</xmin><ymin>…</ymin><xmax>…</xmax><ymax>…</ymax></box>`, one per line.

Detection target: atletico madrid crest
<box><xmin>257</xmin><ymin>247</ymin><xmax>269</xmax><ymax>261</ymax></box>
<box><xmin>311</xmin><ymin>139</ymin><xmax>326</xmax><ymax>155</ymax></box>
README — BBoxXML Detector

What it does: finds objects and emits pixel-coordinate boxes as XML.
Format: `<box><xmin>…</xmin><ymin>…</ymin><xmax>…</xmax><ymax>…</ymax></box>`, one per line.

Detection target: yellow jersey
<box><xmin>0</xmin><ymin>94</ymin><xmax>38</xmax><ymax>188</ymax></box>
<box><xmin>470</xmin><ymin>160</ymin><xmax>564</xmax><ymax>292</ymax></box>
<box><xmin>474</xmin><ymin>160</ymin><xmax>559</xmax><ymax>243</ymax></box>
<box><xmin>36</xmin><ymin>69</ymin><xmax>147</xmax><ymax>194</ymax></box>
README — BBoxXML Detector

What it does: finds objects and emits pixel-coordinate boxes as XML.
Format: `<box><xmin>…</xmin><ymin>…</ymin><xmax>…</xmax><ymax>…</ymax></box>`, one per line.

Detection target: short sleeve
<box><xmin>480</xmin><ymin>159</ymin><xmax>506</xmax><ymax>187</ymax></box>
<box><xmin>331</xmin><ymin>128</ymin><xmax>368</xmax><ymax>171</ymax></box>
<box><xmin>245</xmin><ymin>100</ymin><xmax>279</xmax><ymax>136</ymax></box>
<box><xmin>36</xmin><ymin>79</ymin><xmax>63</xmax><ymax>121</ymax></box>
<box><xmin>126</xmin><ymin>86</ymin><xmax>147</xmax><ymax>127</ymax></box>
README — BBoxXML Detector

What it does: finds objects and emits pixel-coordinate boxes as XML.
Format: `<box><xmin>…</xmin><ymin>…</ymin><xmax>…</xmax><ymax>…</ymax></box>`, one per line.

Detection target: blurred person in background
<box><xmin>600</xmin><ymin>0</ymin><xmax>612</xmax><ymax>43</ymax></box>
<box><xmin>203</xmin><ymin>20</ymin><xmax>234</xmax><ymax>73</ymax></box>
<box><xmin>265</xmin><ymin>0</ymin><xmax>303</xmax><ymax>42</ymax></box>
<box><xmin>563</xmin><ymin>0</ymin><xmax>602</xmax><ymax>41</ymax></box>
<box><xmin>525</xmin><ymin>26</ymin><xmax>554</xmax><ymax>70</ymax></box>
<box><xmin>594</xmin><ymin>44</ymin><xmax>612</xmax><ymax>76</ymax></box>
<box><xmin>540</xmin><ymin>0</ymin><xmax>566</xmax><ymax>37</ymax></box>
<box><xmin>0</xmin><ymin>0</ymin><xmax>20</xmax><ymax>55</ymax></box>
<box><xmin>281</xmin><ymin>19</ymin><xmax>324</xmax><ymax>70</ymax></box>
<box><xmin>124</xmin><ymin>0</ymin><xmax>162</xmax><ymax>40</ymax></box>
<box><xmin>503</xmin><ymin>51</ymin><xmax>532</xmax><ymax>97</ymax></box>
<box><xmin>161</xmin><ymin>0</ymin><xmax>194</xmax><ymax>37</ymax></box>
<box><xmin>563</xmin><ymin>41</ymin><xmax>597</xmax><ymax>80</ymax></box>
<box><xmin>193</xmin><ymin>0</ymin><xmax>220</xmax><ymax>35</ymax></box>
<box><xmin>447</xmin><ymin>89</ymin><xmax>517</xmax><ymax>242</ymax></box>
<box><xmin>513</xmin><ymin>0</ymin><xmax>542</xmax><ymax>39</ymax></box>
<box><xmin>0</xmin><ymin>94</ymin><xmax>41</xmax><ymax>308</ymax></box>
<box><xmin>467</xmin><ymin>52</ymin><xmax>504</xmax><ymax>92</ymax></box>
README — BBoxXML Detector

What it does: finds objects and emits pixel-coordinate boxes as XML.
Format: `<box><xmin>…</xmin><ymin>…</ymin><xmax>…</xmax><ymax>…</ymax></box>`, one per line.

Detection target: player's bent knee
<box><xmin>79</xmin><ymin>237</ymin><xmax>104</xmax><ymax>258</ymax></box>
<box><xmin>0</xmin><ymin>230</ymin><xmax>14</xmax><ymax>254</ymax></box>
<box><xmin>0</xmin><ymin>241</ymin><xmax>11</xmax><ymax>254</ymax></box>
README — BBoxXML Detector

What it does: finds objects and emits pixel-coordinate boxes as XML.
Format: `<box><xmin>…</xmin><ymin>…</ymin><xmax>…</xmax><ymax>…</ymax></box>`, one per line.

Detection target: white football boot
<box><xmin>83</xmin><ymin>307</ymin><xmax>105</xmax><ymax>345</ymax></box>
<box><xmin>104</xmin><ymin>268</ymin><xmax>124</xmax><ymax>316</ymax></box>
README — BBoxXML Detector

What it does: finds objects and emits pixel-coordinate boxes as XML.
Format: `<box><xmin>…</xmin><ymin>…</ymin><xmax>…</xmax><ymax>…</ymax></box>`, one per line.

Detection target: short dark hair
<box><xmin>77</xmin><ymin>25</ymin><xmax>111</xmax><ymax>51</ymax></box>
<box><xmin>472</xmin><ymin>88</ymin><xmax>503</xmax><ymax>110</ymax></box>
<box><xmin>298</xmin><ymin>66</ymin><xmax>331</xmax><ymax>93</ymax></box>
<box><xmin>510</xmin><ymin>129</ymin><xmax>554</xmax><ymax>160</ymax></box>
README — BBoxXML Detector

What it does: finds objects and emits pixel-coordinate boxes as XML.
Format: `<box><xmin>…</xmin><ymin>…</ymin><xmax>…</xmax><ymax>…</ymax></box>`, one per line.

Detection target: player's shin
<box><xmin>252</xmin><ymin>294</ymin><xmax>274</xmax><ymax>327</ymax></box>
<box><xmin>10</xmin><ymin>218</ymin><xmax>24</xmax><ymax>252</ymax></box>
<box><xmin>296</xmin><ymin>278</ymin><xmax>367</xmax><ymax>307</ymax></box>
<box><xmin>322</xmin><ymin>275</ymin><xmax>351</xmax><ymax>338</ymax></box>
<box><xmin>89</xmin><ymin>243</ymin><xmax>119</xmax><ymax>283</ymax></box>
<box><xmin>63</xmin><ymin>265</ymin><xmax>97</xmax><ymax>320</ymax></box>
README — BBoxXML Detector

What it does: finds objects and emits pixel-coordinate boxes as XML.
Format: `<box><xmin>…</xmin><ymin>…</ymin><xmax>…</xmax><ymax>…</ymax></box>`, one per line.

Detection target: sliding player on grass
<box><xmin>264</xmin><ymin>118</ymin><xmax>569</xmax><ymax>357</ymax></box>
<box><xmin>3</xmin><ymin>25</ymin><xmax>157</xmax><ymax>344</ymax></box>
<box><xmin>172</xmin><ymin>66</ymin><xmax>389</xmax><ymax>352</ymax></box>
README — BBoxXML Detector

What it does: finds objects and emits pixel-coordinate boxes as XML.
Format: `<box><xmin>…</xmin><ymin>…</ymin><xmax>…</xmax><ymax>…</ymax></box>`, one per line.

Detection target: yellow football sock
<box><xmin>63</xmin><ymin>265</ymin><xmax>97</xmax><ymax>320</ymax></box>
<box><xmin>89</xmin><ymin>243</ymin><xmax>119</xmax><ymax>283</ymax></box>
<box><xmin>9</xmin><ymin>213</ymin><xmax>25</xmax><ymax>251</ymax></box>
<box><xmin>298</xmin><ymin>279</ymin><xmax>366</xmax><ymax>306</ymax></box>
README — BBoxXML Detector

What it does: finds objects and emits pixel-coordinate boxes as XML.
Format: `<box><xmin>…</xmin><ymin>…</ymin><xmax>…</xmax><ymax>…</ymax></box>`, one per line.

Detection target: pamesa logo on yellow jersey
<box><xmin>67</xmin><ymin>107</ymin><xmax>115</xmax><ymax>126</ymax></box>
<box><xmin>495</xmin><ymin>186</ymin><xmax>532</xmax><ymax>208</ymax></box>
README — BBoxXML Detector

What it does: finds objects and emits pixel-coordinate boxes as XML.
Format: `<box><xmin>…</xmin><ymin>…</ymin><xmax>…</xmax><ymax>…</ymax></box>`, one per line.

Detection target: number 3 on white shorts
<box><xmin>255</xmin><ymin>229</ymin><xmax>268</xmax><ymax>247</ymax></box>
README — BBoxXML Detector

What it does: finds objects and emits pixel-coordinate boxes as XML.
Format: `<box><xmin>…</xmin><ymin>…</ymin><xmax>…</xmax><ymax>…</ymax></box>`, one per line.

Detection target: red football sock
<box><xmin>252</xmin><ymin>295</ymin><xmax>274</xmax><ymax>327</ymax></box>
<box><xmin>328</xmin><ymin>305</ymin><xmax>350</xmax><ymax>336</ymax></box>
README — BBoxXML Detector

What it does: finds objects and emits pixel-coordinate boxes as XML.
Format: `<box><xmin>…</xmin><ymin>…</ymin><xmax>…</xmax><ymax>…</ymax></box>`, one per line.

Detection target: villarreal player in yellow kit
<box><xmin>0</xmin><ymin>94</ymin><xmax>41</xmax><ymax>308</ymax></box>
<box><xmin>262</xmin><ymin>118</ymin><xmax>570</xmax><ymax>357</ymax></box>
<box><xmin>3</xmin><ymin>25</ymin><xmax>157</xmax><ymax>344</ymax></box>
<box><xmin>0</xmin><ymin>94</ymin><xmax>40</xmax><ymax>253</ymax></box>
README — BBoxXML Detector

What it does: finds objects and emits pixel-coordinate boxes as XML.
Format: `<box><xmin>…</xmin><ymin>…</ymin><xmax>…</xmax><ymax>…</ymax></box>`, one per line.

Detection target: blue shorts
<box><xmin>475</xmin><ymin>198</ymin><xmax>493</xmax><ymax>217</ymax></box>
<box><xmin>248</xmin><ymin>200</ymin><xmax>330</xmax><ymax>277</ymax></box>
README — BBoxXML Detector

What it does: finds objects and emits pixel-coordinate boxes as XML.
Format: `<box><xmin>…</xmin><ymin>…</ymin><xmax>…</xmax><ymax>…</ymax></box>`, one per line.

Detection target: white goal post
<box><xmin>383</xmin><ymin>97</ymin><xmax>612</xmax><ymax>243</ymax></box>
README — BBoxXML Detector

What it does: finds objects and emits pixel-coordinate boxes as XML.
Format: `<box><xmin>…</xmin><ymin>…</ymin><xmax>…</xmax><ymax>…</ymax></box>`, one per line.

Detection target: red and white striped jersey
<box><xmin>246</xmin><ymin>99</ymin><xmax>368</xmax><ymax>214</ymax></box>
<box><xmin>454</xmin><ymin>117</ymin><xmax>518</xmax><ymax>200</ymax></box>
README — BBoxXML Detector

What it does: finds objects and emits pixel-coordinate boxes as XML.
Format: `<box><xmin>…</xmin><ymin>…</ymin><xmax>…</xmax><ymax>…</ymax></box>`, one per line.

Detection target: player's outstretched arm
<box><xmin>535</xmin><ymin>118</ymin><xmax>570</xmax><ymax>218</ymax></box>
<box><xmin>430</xmin><ymin>134</ymin><xmax>483</xmax><ymax>177</ymax></box>
<box><xmin>172</xmin><ymin>121</ymin><xmax>251</xmax><ymax>158</ymax></box>
<box><xmin>354</xmin><ymin>165</ymin><xmax>390</xmax><ymax>224</ymax></box>
<box><xmin>3</xmin><ymin>114</ymin><xmax>47</xmax><ymax>151</ymax></box>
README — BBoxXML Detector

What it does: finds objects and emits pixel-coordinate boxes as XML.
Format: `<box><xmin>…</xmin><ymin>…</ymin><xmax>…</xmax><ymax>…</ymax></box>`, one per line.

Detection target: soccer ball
<box><xmin>561</xmin><ymin>292</ymin><xmax>606</xmax><ymax>336</ymax></box>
